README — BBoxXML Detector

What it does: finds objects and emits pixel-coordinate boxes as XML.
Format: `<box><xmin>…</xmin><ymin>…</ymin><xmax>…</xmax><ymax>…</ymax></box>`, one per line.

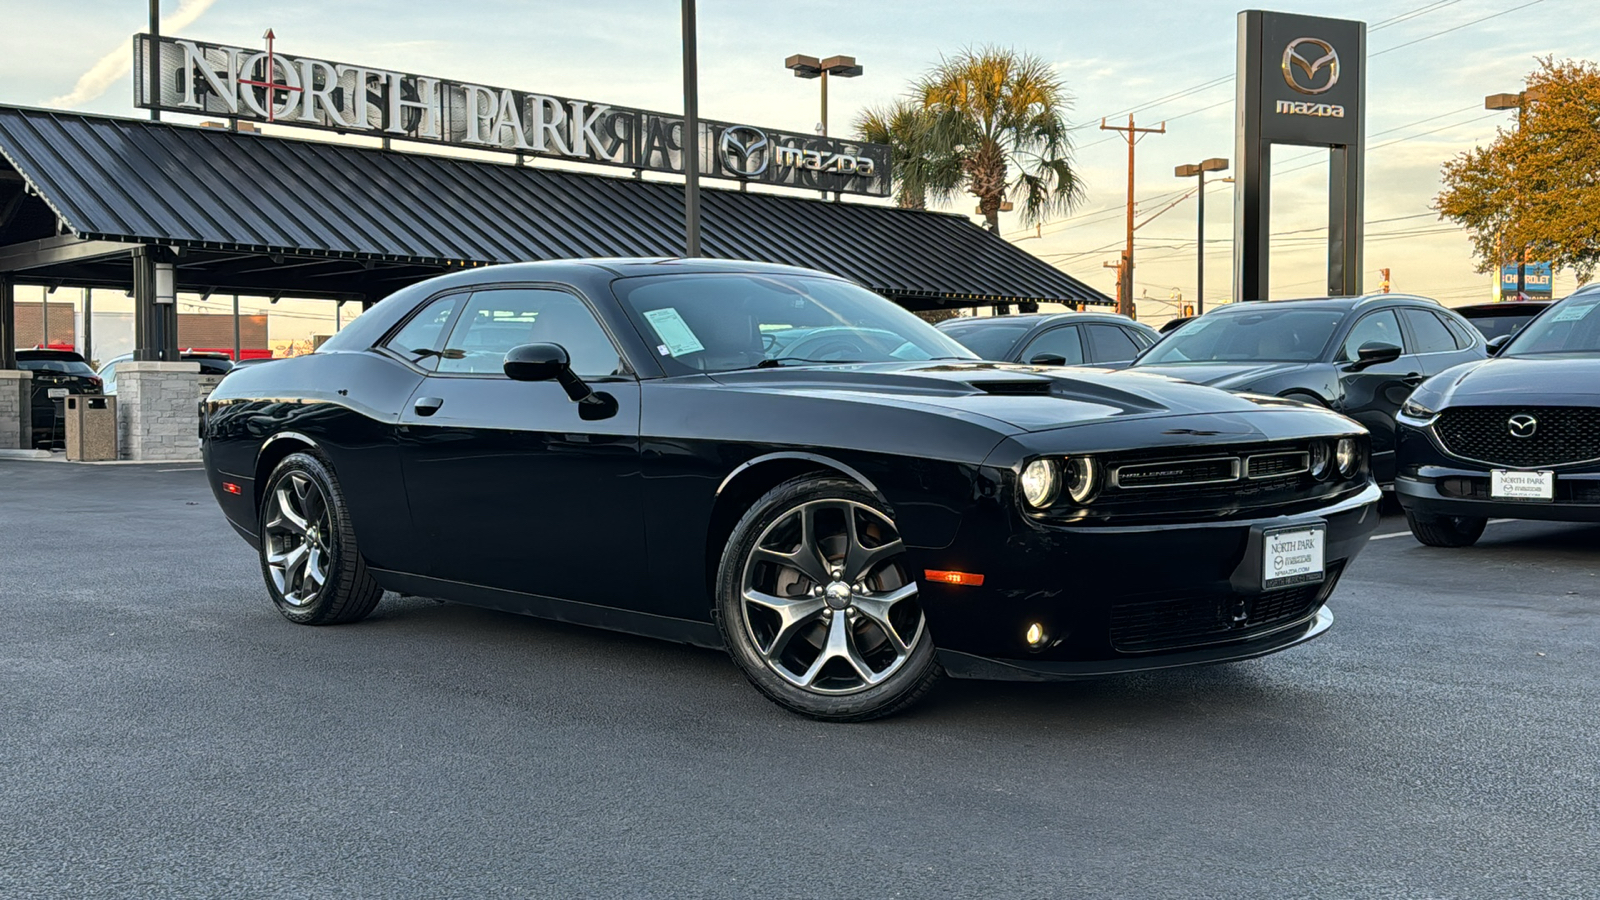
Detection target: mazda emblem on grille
<box><xmin>1508</xmin><ymin>414</ymin><xmax>1538</xmax><ymax>439</ymax></box>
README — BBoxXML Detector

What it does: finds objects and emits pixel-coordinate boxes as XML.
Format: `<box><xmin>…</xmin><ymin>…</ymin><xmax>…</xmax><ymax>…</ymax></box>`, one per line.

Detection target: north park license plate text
<box><xmin>1264</xmin><ymin>525</ymin><xmax>1325</xmax><ymax>590</ymax></box>
<box><xmin>1491</xmin><ymin>469</ymin><xmax>1554</xmax><ymax>500</ymax></box>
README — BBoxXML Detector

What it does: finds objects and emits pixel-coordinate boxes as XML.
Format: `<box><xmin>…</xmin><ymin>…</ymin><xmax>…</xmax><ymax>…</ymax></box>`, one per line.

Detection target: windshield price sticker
<box><xmin>1551</xmin><ymin>302</ymin><xmax>1597</xmax><ymax>323</ymax></box>
<box><xmin>642</xmin><ymin>308</ymin><xmax>706</xmax><ymax>357</ymax></box>
<box><xmin>1263</xmin><ymin>524</ymin><xmax>1326</xmax><ymax>590</ymax></box>
<box><xmin>1491</xmin><ymin>469</ymin><xmax>1554</xmax><ymax>500</ymax></box>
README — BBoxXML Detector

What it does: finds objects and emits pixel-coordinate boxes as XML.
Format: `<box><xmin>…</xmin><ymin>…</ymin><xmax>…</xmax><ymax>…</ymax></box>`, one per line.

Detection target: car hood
<box><xmin>706</xmin><ymin>361</ymin><xmax>1306</xmax><ymax>433</ymax></box>
<box><xmin>1422</xmin><ymin>355</ymin><xmax>1600</xmax><ymax>407</ymax></box>
<box><xmin>1127</xmin><ymin>361</ymin><xmax>1312</xmax><ymax>390</ymax></box>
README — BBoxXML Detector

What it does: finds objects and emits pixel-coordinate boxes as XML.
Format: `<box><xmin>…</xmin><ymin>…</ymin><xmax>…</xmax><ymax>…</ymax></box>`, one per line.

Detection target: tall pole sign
<box><xmin>1233</xmin><ymin>10</ymin><xmax>1366</xmax><ymax>301</ymax></box>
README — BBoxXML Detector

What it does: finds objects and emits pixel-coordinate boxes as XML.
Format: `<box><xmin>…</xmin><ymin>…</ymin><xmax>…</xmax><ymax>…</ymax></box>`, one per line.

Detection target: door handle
<box><xmin>1401</xmin><ymin>373</ymin><xmax>1425</xmax><ymax>386</ymax></box>
<box><xmin>413</xmin><ymin>396</ymin><xmax>444</xmax><ymax>417</ymax></box>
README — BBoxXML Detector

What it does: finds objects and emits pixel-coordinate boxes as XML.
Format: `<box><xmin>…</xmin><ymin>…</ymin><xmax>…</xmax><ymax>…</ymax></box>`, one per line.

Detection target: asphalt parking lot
<box><xmin>2</xmin><ymin>460</ymin><xmax>1596</xmax><ymax>899</ymax></box>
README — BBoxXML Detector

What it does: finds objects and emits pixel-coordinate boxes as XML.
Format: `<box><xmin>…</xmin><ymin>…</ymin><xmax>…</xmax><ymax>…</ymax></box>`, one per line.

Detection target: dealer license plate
<box><xmin>1491</xmin><ymin>469</ymin><xmax>1554</xmax><ymax>500</ymax></box>
<box><xmin>46</xmin><ymin>387</ymin><xmax>68</xmax><ymax>399</ymax></box>
<box><xmin>1263</xmin><ymin>524</ymin><xmax>1325</xmax><ymax>591</ymax></box>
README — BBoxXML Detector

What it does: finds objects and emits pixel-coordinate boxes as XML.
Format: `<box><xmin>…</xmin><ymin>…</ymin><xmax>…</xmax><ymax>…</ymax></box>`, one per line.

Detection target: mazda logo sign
<box><xmin>1507</xmin><ymin>414</ymin><xmax>1539</xmax><ymax>439</ymax></box>
<box><xmin>717</xmin><ymin>126</ymin><xmax>770</xmax><ymax>178</ymax></box>
<box><xmin>1282</xmin><ymin>37</ymin><xmax>1339</xmax><ymax>95</ymax></box>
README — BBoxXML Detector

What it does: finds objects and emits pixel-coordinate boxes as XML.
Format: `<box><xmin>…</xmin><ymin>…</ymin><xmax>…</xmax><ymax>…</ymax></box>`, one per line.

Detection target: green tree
<box><xmin>854</xmin><ymin>99</ymin><xmax>962</xmax><ymax>210</ymax></box>
<box><xmin>1437</xmin><ymin>57</ymin><xmax>1600</xmax><ymax>282</ymax></box>
<box><xmin>916</xmin><ymin>46</ymin><xmax>1084</xmax><ymax>232</ymax></box>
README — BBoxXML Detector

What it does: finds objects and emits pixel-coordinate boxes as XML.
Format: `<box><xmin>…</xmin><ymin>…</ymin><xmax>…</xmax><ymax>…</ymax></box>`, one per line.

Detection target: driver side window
<box><xmin>437</xmin><ymin>288</ymin><xmax>623</xmax><ymax>379</ymax></box>
<box><xmin>1341</xmin><ymin>310</ymin><xmax>1404</xmax><ymax>361</ymax></box>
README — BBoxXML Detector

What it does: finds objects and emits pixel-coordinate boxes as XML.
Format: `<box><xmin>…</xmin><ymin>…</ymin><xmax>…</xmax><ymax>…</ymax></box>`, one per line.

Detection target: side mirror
<box><xmin>1029</xmin><ymin>353</ymin><xmax>1068</xmax><ymax>366</ymax></box>
<box><xmin>1486</xmin><ymin>334</ymin><xmax>1511</xmax><ymax>356</ymax></box>
<box><xmin>1346</xmin><ymin>341</ymin><xmax>1402</xmax><ymax>371</ymax></box>
<box><xmin>504</xmin><ymin>343</ymin><xmax>592</xmax><ymax>403</ymax></box>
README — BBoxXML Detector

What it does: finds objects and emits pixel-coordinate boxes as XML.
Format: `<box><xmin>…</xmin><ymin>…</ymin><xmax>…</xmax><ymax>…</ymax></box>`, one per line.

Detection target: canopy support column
<box><xmin>133</xmin><ymin>248</ymin><xmax>178</xmax><ymax>361</ymax></box>
<box><xmin>0</xmin><ymin>275</ymin><xmax>14</xmax><ymax>369</ymax></box>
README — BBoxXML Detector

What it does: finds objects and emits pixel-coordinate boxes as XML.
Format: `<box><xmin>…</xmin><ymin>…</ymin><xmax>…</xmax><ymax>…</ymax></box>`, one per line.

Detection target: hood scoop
<box><xmin>973</xmin><ymin>380</ymin><xmax>1053</xmax><ymax>396</ymax></box>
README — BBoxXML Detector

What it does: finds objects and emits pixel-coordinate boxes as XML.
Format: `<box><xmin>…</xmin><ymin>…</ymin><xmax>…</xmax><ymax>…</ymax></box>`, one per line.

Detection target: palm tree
<box><xmin>854</xmin><ymin>99</ymin><xmax>962</xmax><ymax>211</ymax></box>
<box><xmin>917</xmin><ymin>47</ymin><xmax>1083</xmax><ymax>233</ymax></box>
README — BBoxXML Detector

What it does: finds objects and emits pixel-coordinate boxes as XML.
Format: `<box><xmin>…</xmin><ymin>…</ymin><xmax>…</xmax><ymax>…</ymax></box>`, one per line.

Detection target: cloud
<box><xmin>45</xmin><ymin>0</ymin><xmax>216</xmax><ymax>108</ymax></box>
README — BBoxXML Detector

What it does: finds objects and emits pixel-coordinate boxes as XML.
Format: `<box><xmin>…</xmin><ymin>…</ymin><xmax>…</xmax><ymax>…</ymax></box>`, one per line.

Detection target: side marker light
<box><xmin>222</xmin><ymin>482</ymin><xmax>241</xmax><ymax>495</ymax></box>
<box><xmin>924</xmin><ymin>570</ymin><xmax>984</xmax><ymax>586</ymax></box>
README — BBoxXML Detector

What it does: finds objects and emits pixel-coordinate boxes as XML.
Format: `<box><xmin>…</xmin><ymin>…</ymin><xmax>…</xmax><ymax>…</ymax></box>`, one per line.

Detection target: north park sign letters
<box><xmin>133</xmin><ymin>34</ymin><xmax>889</xmax><ymax>197</ymax></box>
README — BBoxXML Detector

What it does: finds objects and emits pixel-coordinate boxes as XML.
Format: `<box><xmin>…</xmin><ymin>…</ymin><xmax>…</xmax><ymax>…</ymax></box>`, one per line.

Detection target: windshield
<box><xmin>17</xmin><ymin>357</ymin><xmax>94</xmax><ymax>376</ymax></box>
<box><xmin>614</xmin><ymin>272</ymin><xmax>977</xmax><ymax>375</ymax></box>
<box><xmin>937</xmin><ymin>320</ymin><xmax>1032</xmax><ymax>360</ymax></box>
<box><xmin>1137</xmin><ymin>308</ymin><xmax>1344</xmax><ymax>364</ymax></box>
<box><xmin>1465</xmin><ymin>312</ymin><xmax>1541</xmax><ymax>342</ymax></box>
<box><xmin>1503</xmin><ymin>293</ymin><xmax>1600</xmax><ymax>355</ymax></box>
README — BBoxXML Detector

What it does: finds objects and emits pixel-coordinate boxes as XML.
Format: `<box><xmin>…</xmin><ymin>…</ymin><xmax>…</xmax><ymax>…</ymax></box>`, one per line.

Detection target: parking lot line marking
<box><xmin>1370</xmin><ymin>518</ymin><xmax>1516</xmax><ymax>541</ymax></box>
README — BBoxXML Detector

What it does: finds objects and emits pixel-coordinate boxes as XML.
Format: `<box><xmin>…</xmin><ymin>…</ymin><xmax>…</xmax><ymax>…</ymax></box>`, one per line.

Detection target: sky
<box><xmin>0</xmin><ymin>0</ymin><xmax>1594</xmax><ymax>341</ymax></box>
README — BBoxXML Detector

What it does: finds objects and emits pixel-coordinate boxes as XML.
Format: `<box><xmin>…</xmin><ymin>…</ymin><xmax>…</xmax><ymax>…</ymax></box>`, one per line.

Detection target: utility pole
<box><xmin>1100</xmin><ymin>115</ymin><xmax>1165</xmax><ymax>318</ymax></box>
<box><xmin>681</xmin><ymin>0</ymin><xmax>701</xmax><ymax>257</ymax></box>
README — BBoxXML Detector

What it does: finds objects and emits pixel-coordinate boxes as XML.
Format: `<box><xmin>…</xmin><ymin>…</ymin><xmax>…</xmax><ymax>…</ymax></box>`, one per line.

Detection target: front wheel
<box><xmin>1404</xmin><ymin>509</ymin><xmax>1487</xmax><ymax>548</ymax></box>
<box><xmin>259</xmin><ymin>451</ymin><xmax>382</xmax><ymax>624</ymax></box>
<box><xmin>716</xmin><ymin>476</ymin><xmax>940</xmax><ymax>721</ymax></box>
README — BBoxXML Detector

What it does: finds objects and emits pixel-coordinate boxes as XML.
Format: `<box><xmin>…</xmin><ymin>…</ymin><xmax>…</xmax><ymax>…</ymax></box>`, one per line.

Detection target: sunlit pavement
<box><xmin>2</xmin><ymin>460</ymin><xmax>1595</xmax><ymax>898</ymax></box>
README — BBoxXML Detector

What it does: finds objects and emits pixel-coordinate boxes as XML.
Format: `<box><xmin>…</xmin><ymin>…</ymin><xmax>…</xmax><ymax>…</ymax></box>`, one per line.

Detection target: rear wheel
<box><xmin>716</xmin><ymin>476</ymin><xmax>939</xmax><ymax>721</ymax></box>
<box><xmin>259</xmin><ymin>452</ymin><xmax>382</xmax><ymax>624</ymax></box>
<box><xmin>1405</xmin><ymin>509</ymin><xmax>1487</xmax><ymax>548</ymax></box>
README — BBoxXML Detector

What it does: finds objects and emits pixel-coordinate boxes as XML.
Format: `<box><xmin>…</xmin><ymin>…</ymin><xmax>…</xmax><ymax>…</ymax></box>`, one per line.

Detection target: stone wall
<box><xmin>117</xmin><ymin>362</ymin><xmax>201</xmax><ymax>461</ymax></box>
<box><xmin>0</xmin><ymin>370</ymin><xmax>33</xmax><ymax>450</ymax></box>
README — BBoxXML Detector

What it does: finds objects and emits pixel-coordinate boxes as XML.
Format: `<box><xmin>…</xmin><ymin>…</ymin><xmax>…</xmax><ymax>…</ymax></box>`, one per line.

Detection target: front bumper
<box><xmin>1395</xmin><ymin>422</ymin><xmax>1600</xmax><ymax>523</ymax></box>
<box><xmin>910</xmin><ymin>482</ymin><xmax>1380</xmax><ymax>679</ymax></box>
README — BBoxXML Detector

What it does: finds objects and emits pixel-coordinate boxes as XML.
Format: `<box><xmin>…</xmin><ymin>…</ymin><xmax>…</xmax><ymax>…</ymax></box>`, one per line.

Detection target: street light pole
<box><xmin>1175</xmin><ymin>157</ymin><xmax>1229</xmax><ymax>315</ymax></box>
<box><xmin>681</xmin><ymin>0</ymin><xmax>701</xmax><ymax>257</ymax></box>
<box><xmin>785</xmin><ymin>54</ymin><xmax>863</xmax><ymax>137</ymax></box>
<box><xmin>1486</xmin><ymin>86</ymin><xmax>1545</xmax><ymax>299</ymax></box>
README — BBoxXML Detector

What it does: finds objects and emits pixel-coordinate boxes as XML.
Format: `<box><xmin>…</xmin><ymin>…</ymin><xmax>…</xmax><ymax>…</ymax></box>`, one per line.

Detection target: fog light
<box><xmin>1025</xmin><ymin>622</ymin><xmax>1046</xmax><ymax>648</ymax></box>
<box><xmin>1336</xmin><ymin>437</ymin><xmax>1359</xmax><ymax>477</ymax></box>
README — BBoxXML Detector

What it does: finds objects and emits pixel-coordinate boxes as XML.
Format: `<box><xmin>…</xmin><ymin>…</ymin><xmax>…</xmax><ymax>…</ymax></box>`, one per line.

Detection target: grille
<box><xmin>1114</xmin><ymin>457</ymin><xmax>1239</xmax><ymax>489</ymax></box>
<box><xmin>1435</xmin><ymin>407</ymin><xmax>1600</xmax><ymax>467</ymax></box>
<box><xmin>1109</xmin><ymin>563</ymin><xmax>1341</xmax><ymax>653</ymax></box>
<box><xmin>1247</xmin><ymin>450</ymin><xmax>1310</xmax><ymax>479</ymax></box>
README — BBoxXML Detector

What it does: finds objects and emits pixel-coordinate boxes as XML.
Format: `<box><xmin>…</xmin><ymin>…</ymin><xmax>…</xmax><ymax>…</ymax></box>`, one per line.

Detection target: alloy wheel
<box><xmin>740</xmin><ymin>499</ymin><xmax>925</xmax><ymax>695</ymax></box>
<box><xmin>263</xmin><ymin>472</ymin><xmax>333</xmax><ymax>607</ymax></box>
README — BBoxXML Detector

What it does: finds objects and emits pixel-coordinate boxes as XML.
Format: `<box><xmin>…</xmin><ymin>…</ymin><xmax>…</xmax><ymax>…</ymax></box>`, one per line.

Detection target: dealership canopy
<box><xmin>0</xmin><ymin>104</ymin><xmax>1108</xmax><ymax>365</ymax></box>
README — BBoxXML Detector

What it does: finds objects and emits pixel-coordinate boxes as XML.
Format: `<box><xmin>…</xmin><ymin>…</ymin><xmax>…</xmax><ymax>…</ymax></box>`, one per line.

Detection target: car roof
<box><xmin>441</xmin><ymin>257</ymin><xmax>848</xmax><ymax>283</ymax></box>
<box><xmin>1452</xmin><ymin>301</ymin><xmax>1551</xmax><ymax>316</ymax></box>
<box><xmin>1208</xmin><ymin>294</ymin><xmax>1438</xmax><ymax>314</ymax></box>
<box><xmin>15</xmin><ymin>348</ymin><xmax>87</xmax><ymax>361</ymax></box>
<box><xmin>937</xmin><ymin>311</ymin><xmax>1140</xmax><ymax>329</ymax></box>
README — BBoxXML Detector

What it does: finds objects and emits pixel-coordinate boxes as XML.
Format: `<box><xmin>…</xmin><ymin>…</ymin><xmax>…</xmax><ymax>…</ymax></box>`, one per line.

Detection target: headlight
<box><xmin>1336</xmin><ymin>437</ymin><xmax>1359</xmax><ymax>477</ymax></box>
<box><xmin>1309</xmin><ymin>441</ymin><xmax>1332</xmax><ymax>480</ymax></box>
<box><xmin>1020</xmin><ymin>459</ymin><xmax>1059</xmax><ymax>508</ymax></box>
<box><xmin>1399</xmin><ymin>398</ymin><xmax>1438</xmax><ymax>424</ymax></box>
<box><xmin>1064</xmin><ymin>456</ymin><xmax>1101</xmax><ymax>504</ymax></box>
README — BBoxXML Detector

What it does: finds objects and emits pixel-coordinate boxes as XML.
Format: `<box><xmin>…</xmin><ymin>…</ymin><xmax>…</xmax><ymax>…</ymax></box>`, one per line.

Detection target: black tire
<box><xmin>715</xmin><ymin>475</ymin><xmax>940</xmax><ymax>722</ymax></box>
<box><xmin>258</xmin><ymin>451</ymin><xmax>382</xmax><ymax>625</ymax></box>
<box><xmin>1404</xmin><ymin>509</ymin><xmax>1487</xmax><ymax>548</ymax></box>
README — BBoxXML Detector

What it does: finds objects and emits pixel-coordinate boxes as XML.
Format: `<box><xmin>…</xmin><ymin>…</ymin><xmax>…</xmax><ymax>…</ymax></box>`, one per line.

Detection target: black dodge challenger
<box><xmin>202</xmin><ymin>258</ymin><xmax>1381</xmax><ymax>720</ymax></box>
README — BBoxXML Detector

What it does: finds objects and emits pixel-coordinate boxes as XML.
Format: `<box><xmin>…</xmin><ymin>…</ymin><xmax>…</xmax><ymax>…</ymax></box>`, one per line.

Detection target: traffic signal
<box><xmin>1380</xmin><ymin>268</ymin><xmax>1391</xmax><ymax>293</ymax></box>
<box><xmin>1182</xmin><ymin>304</ymin><xmax>1195</xmax><ymax>317</ymax></box>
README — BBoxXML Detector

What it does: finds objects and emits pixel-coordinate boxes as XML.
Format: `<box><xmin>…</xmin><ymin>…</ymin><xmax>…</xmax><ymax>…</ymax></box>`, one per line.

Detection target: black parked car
<box><xmin>14</xmin><ymin>348</ymin><xmax>102</xmax><ymax>448</ymax></box>
<box><xmin>936</xmin><ymin>312</ymin><xmax>1159</xmax><ymax>368</ymax></box>
<box><xmin>1396</xmin><ymin>285</ymin><xmax>1600</xmax><ymax>546</ymax></box>
<box><xmin>1452</xmin><ymin>300</ymin><xmax>1551</xmax><ymax>344</ymax></box>
<box><xmin>1131</xmin><ymin>295</ymin><xmax>1486</xmax><ymax>484</ymax></box>
<box><xmin>97</xmin><ymin>350</ymin><xmax>234</xmax><ymax>394</ymax></box>
<box><xmin>202</xmin><ymin>259</ymin><xmax>1380</xmax><ymax>721</ymax></box>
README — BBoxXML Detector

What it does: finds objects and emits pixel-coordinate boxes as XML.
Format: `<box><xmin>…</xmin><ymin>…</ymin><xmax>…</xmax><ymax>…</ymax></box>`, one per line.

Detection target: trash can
<box><xmin>64</xmin><ymin>395</ymin><xmax>117</xmax><ymax>461</ymax></box>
